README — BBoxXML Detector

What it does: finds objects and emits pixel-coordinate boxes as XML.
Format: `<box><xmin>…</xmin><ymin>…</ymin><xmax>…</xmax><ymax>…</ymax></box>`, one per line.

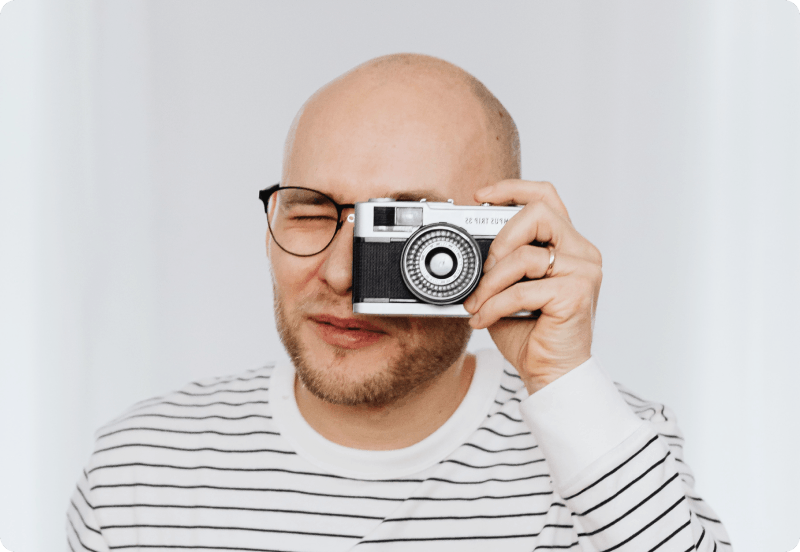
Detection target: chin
<box><xmin>306</xmin><ymin>318</ymin><xmax>401</xmax><ymax>372</ymax></box>
<box><xmin>290</xmin><ymin>324</ymin><xmax>402</xmax><ymax>406</ymax></box>
<box><xmin>273</xmin><ymin>287</ymin><xmax>472</xmax><ymax>407</ymax></box>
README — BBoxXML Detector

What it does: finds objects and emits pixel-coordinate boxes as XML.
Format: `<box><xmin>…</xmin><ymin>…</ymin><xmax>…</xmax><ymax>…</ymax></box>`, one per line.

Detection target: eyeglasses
<box><xmin>258</xmin><ymin>184</ymin><xmax>355</xmax><ymax>257</ymax></box>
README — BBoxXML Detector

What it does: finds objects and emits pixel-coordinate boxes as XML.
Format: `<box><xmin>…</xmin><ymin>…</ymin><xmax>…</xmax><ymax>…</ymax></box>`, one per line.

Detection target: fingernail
<box><xmin>469</xmin><ymin>313</ymin><xmax>481</xmax><ymax>328</ymax></box>
<box><xmin>464</xmin><ymin>297</ymin><xmax>476</xmax><ymax>312</ymax></box>
<box><xmin>476</xmin><ymin>185</ymin><xmax>494</xmax><ymax>198</ymax></box>
<box><xmin>484</xmin><ymin>255</ymin><xmax>496</xmax><ymax>272</ymax></box>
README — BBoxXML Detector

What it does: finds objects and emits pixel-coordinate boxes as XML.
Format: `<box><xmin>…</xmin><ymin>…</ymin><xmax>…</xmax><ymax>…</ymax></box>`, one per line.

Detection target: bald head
<box><xmin>366</xmin><ymin>54</ymin><xmax>520</xmax><ymax>180</ymax></box>
<box><xmin>283</xmin><ymin>54</ymin><xmax>520</xmax><ymax>201</ymax></box>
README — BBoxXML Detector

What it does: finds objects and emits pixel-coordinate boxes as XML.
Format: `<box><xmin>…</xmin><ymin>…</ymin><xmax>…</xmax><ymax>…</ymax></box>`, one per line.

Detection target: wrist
<box><xmin>518</xmin><ymin>356</ymin><xmax>645</xmax><ymax>490</ymax></box>
<box><xmin>521</xmin><ymin>354</ymin><xmax>592</xmax><ymax>394</ymax></box>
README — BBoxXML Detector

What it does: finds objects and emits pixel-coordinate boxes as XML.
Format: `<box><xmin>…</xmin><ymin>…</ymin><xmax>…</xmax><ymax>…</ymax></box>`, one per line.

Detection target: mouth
<box><xmin>312</xmin><ymin>315</ymin><xmax>386</xmax><ymax>332</ymax></box>
<box><xmin>309</xmin><ymin>314</ymin><xmax>387</xmax><ymax>350</ymax></box>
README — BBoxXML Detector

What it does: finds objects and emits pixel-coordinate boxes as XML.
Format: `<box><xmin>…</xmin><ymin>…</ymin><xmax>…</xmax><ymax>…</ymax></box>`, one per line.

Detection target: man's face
<box><xmin>270</xmin><ymin>71</ymin><xmax>497</xmax><ymax>407</ymax></box>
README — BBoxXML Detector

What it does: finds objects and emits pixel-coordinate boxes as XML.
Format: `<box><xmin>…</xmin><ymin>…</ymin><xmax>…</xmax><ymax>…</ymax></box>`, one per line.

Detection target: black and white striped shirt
<box><xmin>67</xmin><ymin>349</ymin><xmax>731</xmax><ymax>551</ymax></box>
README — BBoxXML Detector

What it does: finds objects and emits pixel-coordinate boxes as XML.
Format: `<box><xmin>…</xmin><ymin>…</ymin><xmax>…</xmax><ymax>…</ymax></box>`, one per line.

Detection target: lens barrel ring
<box><xmin>400</xmin><ymin>223</ymin><xmax>483</xmax><ymax>305</ymax></box>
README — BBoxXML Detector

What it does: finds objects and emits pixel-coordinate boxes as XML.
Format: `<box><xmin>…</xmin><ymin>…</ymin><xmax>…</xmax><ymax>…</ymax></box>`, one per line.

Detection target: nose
<box><xmin>317</xmin><ymin>210</ymin><xmax>354</xmax><ymax>296</ymax></box>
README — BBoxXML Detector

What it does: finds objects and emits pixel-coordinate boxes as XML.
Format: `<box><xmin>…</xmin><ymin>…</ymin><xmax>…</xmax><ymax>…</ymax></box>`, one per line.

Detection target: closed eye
<box><xmin>290</xmin><ymin>215</ymin><xmax>338</xmax><ymax>221</ymax></box>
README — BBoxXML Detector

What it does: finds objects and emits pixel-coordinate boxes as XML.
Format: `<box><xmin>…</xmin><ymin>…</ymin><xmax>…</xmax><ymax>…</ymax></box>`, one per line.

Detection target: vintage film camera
<box><xmin>352</xmin><ymin>197</ymin><xmax>540</xmax><ymax>317</ymax></box>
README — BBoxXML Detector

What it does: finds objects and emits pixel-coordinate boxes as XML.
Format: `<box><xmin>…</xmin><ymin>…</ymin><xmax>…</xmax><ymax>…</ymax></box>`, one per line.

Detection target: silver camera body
<box><xmin>352</xmin><ymin>197</ymin><xmax>534</xmax><ymax>317</ymax></box>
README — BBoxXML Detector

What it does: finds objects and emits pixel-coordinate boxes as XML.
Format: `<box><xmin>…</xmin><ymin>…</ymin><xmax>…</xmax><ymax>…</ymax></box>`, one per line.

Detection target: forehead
<box><xmin>283</xmin><ymin>74</ymin><xmax>496</xmax><ymax>205</ymax></box>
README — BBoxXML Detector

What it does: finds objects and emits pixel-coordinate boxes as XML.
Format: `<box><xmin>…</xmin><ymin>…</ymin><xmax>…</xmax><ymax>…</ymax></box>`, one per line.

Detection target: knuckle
<box><xmin>519</xmin><ymin>245</ymin><xmax>537</xmax><ymax>264</ymax></box>
<box><xmin>588</xmin><ymin>263</ymin><xmax>603</xmax><ymax>283</ymax></box>
<box><xmin>524</xmin><ymin>203</ymin><xmax>547</xmax><ymax>227</ymax></box>
<box><xmin>591</xmin><ymin>245</ymin><xmax>603</xmax><ymax>266</ymax></box>
<box><xmin>532</xmin><ymin>201</ymin><xmax>547</xmax><ymax>216</ymax></box>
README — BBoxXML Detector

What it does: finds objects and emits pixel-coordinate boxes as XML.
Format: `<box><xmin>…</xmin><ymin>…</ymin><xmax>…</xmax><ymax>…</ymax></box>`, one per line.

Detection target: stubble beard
<box><xmin>273</xmin><ymin>285</ymin><xmax>473</xmax><ymax>408</ymax></box>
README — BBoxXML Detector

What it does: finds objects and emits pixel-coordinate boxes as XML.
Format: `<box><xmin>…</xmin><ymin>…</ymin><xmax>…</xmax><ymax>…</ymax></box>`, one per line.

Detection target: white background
<box><xmin>1</xmin><ymin>1</ymin><xmax>799</xmax><ymax>551</ymax></box>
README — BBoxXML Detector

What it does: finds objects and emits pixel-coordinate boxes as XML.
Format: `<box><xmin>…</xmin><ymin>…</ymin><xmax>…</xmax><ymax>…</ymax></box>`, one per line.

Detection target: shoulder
<box><xmin>81</xmin><ymin>363</ymin><xmax>287</xmax><ymax>500</ymax></box>
<box><xmin>104</xmin><ymin>363</ymin><xmax>276</xmax><ymax>427</ymax></box>
<box><xmin>89</xmin><ymin>363</ymin><xmax>278</xmax><ymax>458</ymax></box>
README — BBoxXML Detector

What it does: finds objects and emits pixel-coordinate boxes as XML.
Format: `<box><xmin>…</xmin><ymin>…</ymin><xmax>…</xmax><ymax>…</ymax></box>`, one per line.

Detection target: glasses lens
<box><xmin>267</xmin><ymin>188</ymin><xmax>340</xmax><ymax>256</ymax></box>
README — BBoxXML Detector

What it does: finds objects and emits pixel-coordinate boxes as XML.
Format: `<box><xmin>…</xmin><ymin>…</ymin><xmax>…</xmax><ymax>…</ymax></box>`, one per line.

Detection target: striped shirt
<box><xmin>67</xmin><ymin>349</ymin><xmax>731</xmax><ymax>551</ymax></box>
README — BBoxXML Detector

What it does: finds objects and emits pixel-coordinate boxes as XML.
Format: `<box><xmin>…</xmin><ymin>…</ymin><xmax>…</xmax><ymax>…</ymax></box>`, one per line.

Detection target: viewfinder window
<box><xmin>396</xmin><ymin>207</ymin><xmax>423</xmax><ymax>226</ymax></box>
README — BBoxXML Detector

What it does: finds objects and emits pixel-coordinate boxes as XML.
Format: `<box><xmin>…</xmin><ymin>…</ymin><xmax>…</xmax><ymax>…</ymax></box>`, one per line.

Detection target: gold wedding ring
<box><xmin>545</xmin><ymin>245</ymin><xmax>556</xmax><ymax>277</ymax></box>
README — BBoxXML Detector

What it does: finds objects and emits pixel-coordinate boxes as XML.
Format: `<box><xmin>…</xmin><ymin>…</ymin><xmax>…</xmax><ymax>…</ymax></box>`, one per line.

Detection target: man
<box><xmin>68</xmin><ymin>54</ymin><xmax>730</xmax><ymax>551</ymax></box>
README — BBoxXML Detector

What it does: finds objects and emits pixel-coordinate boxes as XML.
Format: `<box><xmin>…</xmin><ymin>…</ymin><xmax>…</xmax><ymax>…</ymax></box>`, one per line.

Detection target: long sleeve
<box><xmin>519</xmin><ymin>358</ymin><xmax>732</xmax><ymax>551</ymax></box>
<box><xmin>66</xmin><ymin>466</ymin><xmax>110</xmax><ymax>552</ymax></box>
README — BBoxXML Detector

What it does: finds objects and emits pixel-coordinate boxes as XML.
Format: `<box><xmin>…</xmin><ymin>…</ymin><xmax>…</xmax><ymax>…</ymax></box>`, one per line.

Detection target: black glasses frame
<box><xmin>258</xmin><ymin>183</ymin><xmax>356</xmax><ymax>257</ymax></box>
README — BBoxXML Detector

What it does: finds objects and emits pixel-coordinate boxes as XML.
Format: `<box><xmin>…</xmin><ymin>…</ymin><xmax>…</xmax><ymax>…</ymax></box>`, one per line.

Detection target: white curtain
<box><xmin>1</xmin><ymin>1</ymin><xmax>798</xmax><ymax>550</ymax></box>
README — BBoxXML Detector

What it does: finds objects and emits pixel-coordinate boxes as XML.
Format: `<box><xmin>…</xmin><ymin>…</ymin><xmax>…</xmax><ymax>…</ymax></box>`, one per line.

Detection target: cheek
<box><xmin>270</xmin><ymin>249</ymin><xmax>320</xmax><ymax>300</ymax></box>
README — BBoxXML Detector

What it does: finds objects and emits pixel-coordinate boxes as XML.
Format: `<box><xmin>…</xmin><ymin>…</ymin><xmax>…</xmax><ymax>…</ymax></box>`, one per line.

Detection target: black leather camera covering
<box><xmin>352</xmin><ymin>237</ymin><xmax>493</xmax><ymax>304</ymax></box>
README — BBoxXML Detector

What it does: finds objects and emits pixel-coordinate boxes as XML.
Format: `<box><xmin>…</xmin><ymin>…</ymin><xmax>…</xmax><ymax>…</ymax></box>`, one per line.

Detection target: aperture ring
<box><xmin>401</xmin><ymin>224</ymin><xmax>482</xmax><ymax>305</ymax></box>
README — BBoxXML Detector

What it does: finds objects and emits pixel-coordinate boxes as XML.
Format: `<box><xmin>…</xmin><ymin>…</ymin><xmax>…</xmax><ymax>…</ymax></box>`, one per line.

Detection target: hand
<box><xmin>463</xmin><ymin>180</ymin><xmax>602</xmax><ymax>394</ymax></box>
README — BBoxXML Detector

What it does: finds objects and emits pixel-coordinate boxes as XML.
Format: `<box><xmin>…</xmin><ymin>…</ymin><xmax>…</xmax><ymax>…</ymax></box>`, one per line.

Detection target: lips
<box><xmin>310</xmin><ymin>314</ymin><xmax>387</xmax><ymax>350</ymax></box>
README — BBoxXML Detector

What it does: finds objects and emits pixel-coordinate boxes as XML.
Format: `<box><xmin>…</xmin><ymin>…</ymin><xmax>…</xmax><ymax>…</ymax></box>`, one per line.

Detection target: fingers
<box><xmin>465</xmin><ymin>247</ymin><xmax>599</xmax><ymax>317</ymax></box>
<box><xmin>467</xmin><ymin>259</ymin><xmax>602</xmax><ymax>329</ymax></box>
<box><xmin>468</xmin><ymin>278</ymin><xmax>558</xmax><ymax>330</ymax></box>
<box><xmin>474</xmin><ymin>179</ymin><xmax>601</xmax><ymax>269</ymax></box>
<box><xmin>464</xmin><ymin>244</ymin><xmax>555</xmax><ymax>313</ymax></box>
<box><xmin>467</xmin><ymin>179</ymin><xmax>603</xmax><ymax>331</ymax></box>
<box><xmin>484</xmin><ymin>200</ymin><xmax>601</xmax><ymax>272</ymax></box>
<box><xmin>475</xmin><ymin>180</ymin><xmax>570</xmax><ymax>221</ymax></box>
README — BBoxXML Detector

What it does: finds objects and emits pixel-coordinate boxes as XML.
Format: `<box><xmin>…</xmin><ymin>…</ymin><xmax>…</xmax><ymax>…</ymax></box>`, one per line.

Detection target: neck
<box><xmin>294</xmin><ymin>353</ymin><xmax>476</xmax><ymax>450</ymax></box>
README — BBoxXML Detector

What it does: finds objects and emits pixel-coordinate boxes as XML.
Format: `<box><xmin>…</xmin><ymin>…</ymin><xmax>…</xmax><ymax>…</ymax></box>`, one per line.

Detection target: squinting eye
<box><xmin>290</xmin><ymin>215</ymin><xmax>337</xmax><ymax>221</ymax></box>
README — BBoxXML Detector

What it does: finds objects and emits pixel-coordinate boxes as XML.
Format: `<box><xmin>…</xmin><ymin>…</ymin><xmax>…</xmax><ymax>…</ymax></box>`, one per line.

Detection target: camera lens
<box><xmin>401</xmin><ymin>223</ymin><xmax>482</xmax><ymax>305</ymax></box>
<box><xmin>426</xmin><ymin>248</ymin><xmax>456</xmax><ymax>279</ymax></box>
